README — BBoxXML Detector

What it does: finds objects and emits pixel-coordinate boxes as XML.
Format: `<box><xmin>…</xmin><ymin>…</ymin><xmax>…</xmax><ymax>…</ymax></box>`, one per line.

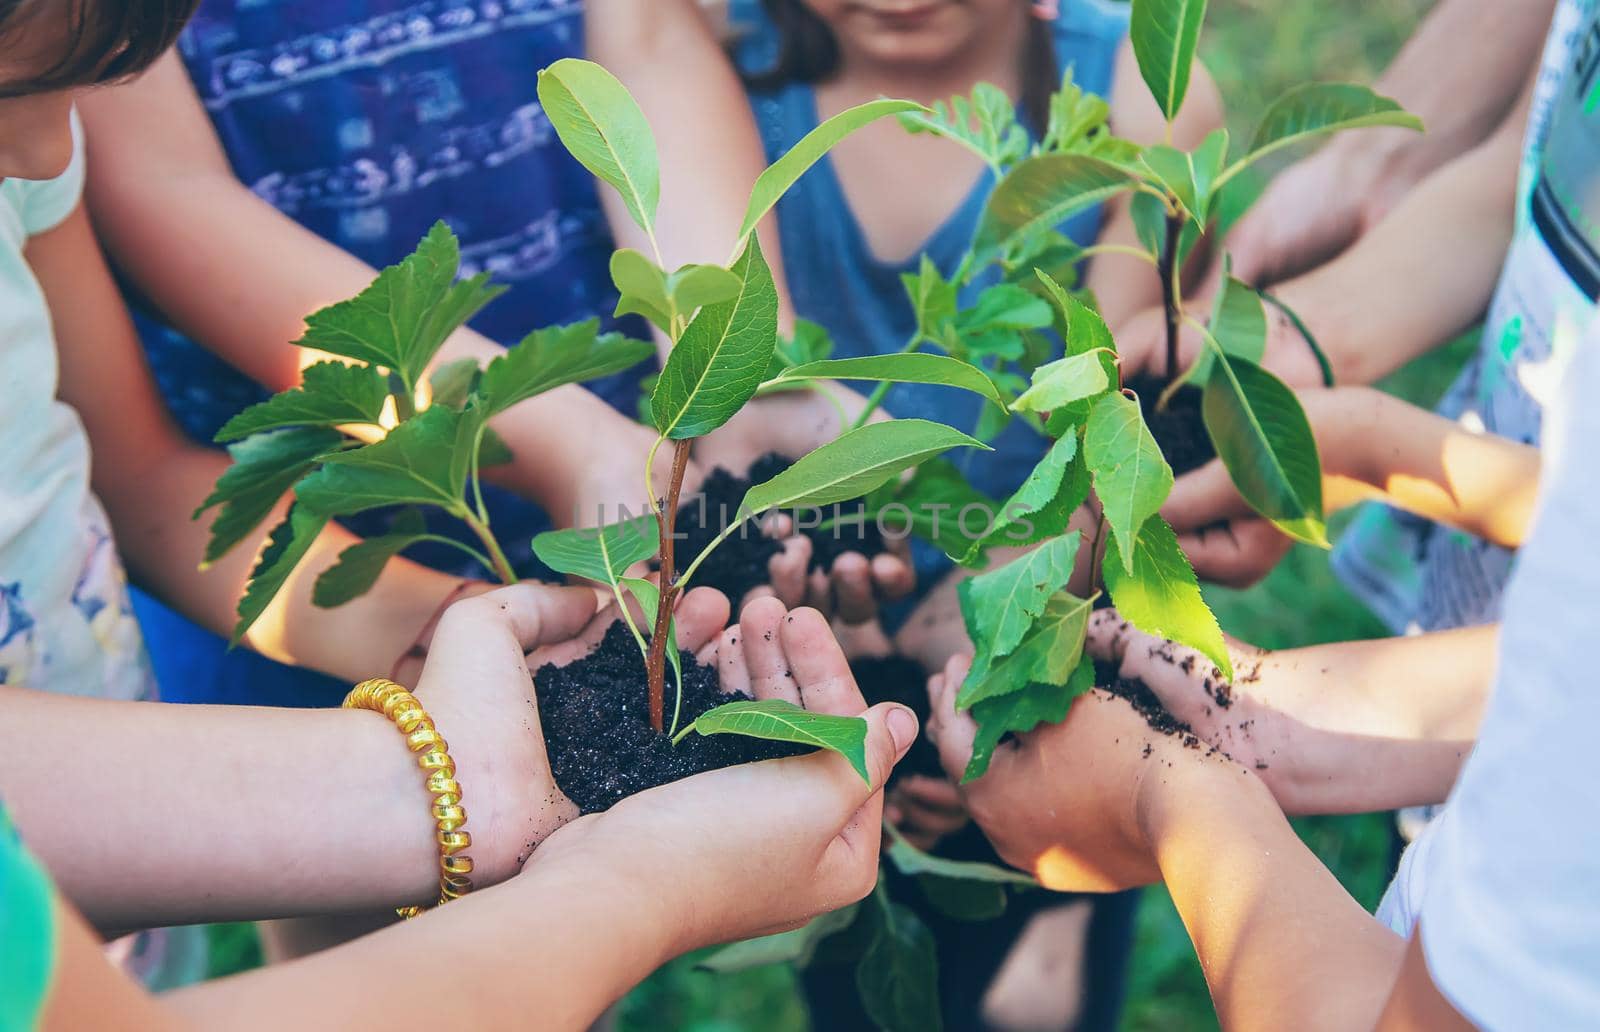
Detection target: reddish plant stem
<box><xmin>1159</xmin><ymin>212</ymin><xmax>1183</xmax><ymax>382</ymax></box>
<box><xmin>645</xmin><ymin>438</ymin><xmax>694</xmax><ymax>732</ymax></box>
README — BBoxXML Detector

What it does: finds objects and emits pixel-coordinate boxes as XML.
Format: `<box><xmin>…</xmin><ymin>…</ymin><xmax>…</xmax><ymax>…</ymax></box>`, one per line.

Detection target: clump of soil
<box><xmin>533</xmin><ymin>622</ymin><xmax>807</xmax><ymax>813</ymax></box>
<box><xmin>851</xmin><ymin>655</ymin><xmax>942</xmax><ymax>780</ymax></box>
<box><xmin>1126</xmin><ymin>372</ymin><xmax>1215</xmax><ymax>477</ymax></box>
<box><xmin>1093</xmin><ymin>657</ymin><xmax>1205</xmax><ymax>751</ymax></box>
<box><xmin>675</xmin><ymin>452</ymin><xmax>888</xmax><ymax>603</ymax></box>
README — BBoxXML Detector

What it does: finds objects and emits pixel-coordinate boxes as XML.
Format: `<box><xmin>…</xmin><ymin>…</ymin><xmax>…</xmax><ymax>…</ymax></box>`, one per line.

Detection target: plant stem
<box><xmin>1088</xmin><ymin>513</ymin><xmax>1108</xmax><ymax>598</ymax></box>
<box><xmin>645</xmin><ymin>438</ymin><xmax>694</xmax><ymax>732</ymax></box>
<box><xmin>1078</xmin><ymin>242</ymin><xmax>1160</xmax><ymax>266</ymax></box>
<box><xmin>461</xmin><ymin>509</ymin><xmax>517</xmax><ymax>585</ymax></box>
<box><xmin>412</xmin><ymin>534</ymin><xmax>497</xmax><ymax>574</ymax></box>
<box><xmin>1159</xmin><ymin>211</ymin><xmax>1184</xmax><ymax>384</ymax></box>
<box><xmin>849</xmin><ymin>332</ymin><xmax>922</xmax><ymax>431</ymax></box>
<box><xmin>676</xmin><ymin>519</ymin><xmax>743</xmax><ymax>590</ymax></box>
<box><xmin>669</xmin><ymin>719</ymin><xmax>697</xmax><ymax>746</ymax></box>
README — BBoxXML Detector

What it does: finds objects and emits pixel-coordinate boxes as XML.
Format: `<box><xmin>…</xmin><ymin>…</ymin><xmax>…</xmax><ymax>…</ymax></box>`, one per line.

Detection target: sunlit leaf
<box><xmin>294</xmin><ymin>404</ymin><xmax>471</xmax><ymax>517</ymax></box>
<box><xmin>742</xmin><ymin>420</ymin><xmax>987</xmax><ymax>515</ymax></box>
<box><xmin>1084</xmin><ymin>391</ymin><xmax>1173</xmax><ymax>572</ymax></box>
<box><xmin>195</xmin><ymin>427</ymin><xmax>343</xmax><ymax>565</ymax></box>
<box><xmin>215</xmin><ymin>361</ymin><xmax>388</xmax><ymax>442</ymax></box>
<box><xmin>963</xmin><ymin>533</ymin><xmax>1082</xmax><ymax>659</ymax></box>
<box><xmin>957</xmin><ymin>589</ymin><xmax>1092</xmax><ymax>709</ymax></box>
<box><xmin>1012</xmin><ymin>349</ymin><xmax>1114</xmax><ymax>413</ymax></box>
<box><xmin>684</xmin><ymin>699</ymin><xmax>870</xmax><ymax>783</ymax></box>
<box><xmin>960</xmin><ymin>431</ymin><xmax>1090</xmax><ymax>566</ymax></box>
<box><xmin>312</xmin><ymin>509</ymin><xmax>429</xmax><ymax>608</ymax></box>
<box><xmin>964</xmin><ymin>655</ymin><xmax>1094</xmax><ymax>782</ymax></box>
<box><xmin>1130</xmin><ymin>0</ymin><xmax>1210</xmax><ymax>121</ymax></box>
<box><xmin>232</xmin><ymin>504</ymin><xmax>328</xmax><ymax>645</ymax></box>
<box><xmin>531</xmin><ymin>514</ymin><xmax>660</xmax><ymax>587</ymax></box>
<box><xmin>898</xmin><ymin>82</ymin><xmax>1029</xmax><ymax>172</ymax></box>
<box><xmin>537</xmin><ymin>58</ymin><xmax>660</xmax><ymax>234</ymax></box>
<box><xmin>480</xmin><ymin>319</ymin><xmax>653</xmax><ymax>416</ymax></box>
<box><xmin>1103</xmin><ymin>515</ymin><xmax>1232</xmax><ymax>679</ymax></box>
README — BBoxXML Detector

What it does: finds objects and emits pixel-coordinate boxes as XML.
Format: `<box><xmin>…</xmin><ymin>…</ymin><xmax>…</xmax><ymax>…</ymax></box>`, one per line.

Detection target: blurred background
<box><xmin>205</xmin><ymin>1</ymin><xmax>1463</xmax><ymax>1028</ymax></box>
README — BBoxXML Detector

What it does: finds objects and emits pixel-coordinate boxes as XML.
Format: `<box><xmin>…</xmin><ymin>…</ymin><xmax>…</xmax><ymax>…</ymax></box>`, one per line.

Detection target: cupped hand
<box><xmin>886</xmin><ymin>775</ymin><xmax>970</xmax><ymax>851</ymax></box>
<box><xmin>417</xmin><ymin>583</ymin><xmax>731</xmax><ymax>888</ymax></box>
<box><xmin>762</xmin><ymin>511</ymin><xmax>916</xmax><ymax>625</ymax></box>
<box><xmin>527</xmin><ymin>598</ymin><xmax>919</xmax><ymax>954</ymax></box>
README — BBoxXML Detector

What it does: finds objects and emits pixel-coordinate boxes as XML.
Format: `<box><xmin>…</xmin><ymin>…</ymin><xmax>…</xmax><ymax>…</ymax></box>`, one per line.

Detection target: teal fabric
<box><xmin>0</xmin><ymin>805</ymin><xmax>55</xmax><ymax>1032</ymax></box>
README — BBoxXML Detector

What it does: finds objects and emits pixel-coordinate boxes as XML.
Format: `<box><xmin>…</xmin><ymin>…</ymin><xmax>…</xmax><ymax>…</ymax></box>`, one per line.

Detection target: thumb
<box><xmin>1162</xmin><ymin>459</ymin><xmax>1255</xmax><ymax>531</ymax></box>
<box><xmin>854</xmin><ymin>701</ymin><xmax>920</xmax><ymax>802</ymax></box>
<box><xmin>926</xmin><ymin>654</ymin><xmax>980</xmax><ymax>784</ymax></box>
<box><xmin>429</xmin><ymin>583</ymin><xmax>598</xmax><ymax>676</ymax></box>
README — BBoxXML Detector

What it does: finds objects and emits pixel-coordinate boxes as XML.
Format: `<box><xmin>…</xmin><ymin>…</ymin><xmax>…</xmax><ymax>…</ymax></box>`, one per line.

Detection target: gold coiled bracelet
<box><xmin>343</xmin><ymin>677</ymin><xmax>473</xmax><ymax>918</ymax></box>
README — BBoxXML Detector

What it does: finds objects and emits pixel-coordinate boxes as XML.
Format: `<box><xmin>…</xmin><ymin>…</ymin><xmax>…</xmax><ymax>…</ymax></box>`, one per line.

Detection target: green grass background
<box><xmin>205</xmin><ymin>1</ymin><xmax>1454</xmax><ymax>1027</ymax></box>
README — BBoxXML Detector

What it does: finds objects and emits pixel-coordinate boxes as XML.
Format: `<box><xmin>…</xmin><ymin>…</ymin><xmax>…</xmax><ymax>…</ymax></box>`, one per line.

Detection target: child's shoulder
<box><xmin>0</xmin><ymin>110</ymin><xmax>85</xmax><ymax>245</ymax></box>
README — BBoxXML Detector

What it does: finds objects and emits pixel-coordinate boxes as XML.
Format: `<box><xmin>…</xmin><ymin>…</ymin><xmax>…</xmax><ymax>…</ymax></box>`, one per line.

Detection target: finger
<box><xmin>1177</xmin><ymin>519</ymin><xmax>1289</xmax><ymax>589</ymax></box>
<box><xmin>715</xmin><ymin>625</ymin><xmax>751</xmax><ymax>697</ymax></box>
<box><xmin>768</xmin><ymin>534</ymin><xmax>813</xmax><ymax>607</ymax></box>
<box><xmin>1086</xmin><ymin>607</ymin><xmax>1136</xmax><ymax>666</ymax></box>
<box><xmin>434</xmin><ymin>583</ymin><xmax>597</xmax><ymax>666</ymax></box>
<box><xmin>674</xmin><ymin>586</ymin><xmax>731</xmax><ymax>654</ymax></box>
<box><xmin>898</xmin><ymin>798</ymin><xmax>969</xmax><ymax>836</ymax></box>
<box><xmin>738</xmin><ymin>596</ymin><xmax>802</xmax><ymax>704</ymax></box>
<box><xmin>805</xmin><ymin>567</ymin><xmax>835</xmax><ymax>618</ymax></box>
<box><xmin>927</xmin><ymin>654</ymin><xmax>980</xmax><ymax>783</ymax></box>
<box><xmin>1162</xmin><ymin>460</ymin><xmax>1255</xmax><ymax>531</ymax></box>
<box><xmin>899</xmin><ymin>775</ymin><xmax>966</xmax><ymax>816</ymax></box>
<box><xmin>821</xmin><ymin>699</ymin><xmax>919</xmax><ymax>819</ymax></box>
<box><xmin>780</xmin><ymin>606</ymin><xmax>862</xmax><ymax>715</ymax></box>
<box><xmin>831</xmin><ymin>553</ymin><xmax>877</xmax><ymax>625</ymax></box>
<box><xmin>870</xmin><ymin>552</ymin><xmax>915</xmax><ymax>602</ymax></box>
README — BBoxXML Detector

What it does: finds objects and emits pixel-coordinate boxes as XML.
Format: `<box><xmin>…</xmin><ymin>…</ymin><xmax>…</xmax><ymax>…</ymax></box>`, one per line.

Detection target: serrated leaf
<box><xmin>1041</xmin><ymin>68</ymin><xmax>1113</xmax><ymax>155</ymax></box>
<box><xmin>961</xmin><ymin>432</ymin><xmax>1089</xmax><ymax>565</ymax></box>
<box><xmin>1200</xmin><ymin>350</ymin><xmax>1328</xmax><ymax>546</ymax></box>
<box><xmin>1187</xmin><ymin>260</ymin><xmax>1267</xmax><ymax>385</ymax></box>
<box><xmin>1034</xmin><ymin>271</ymin><xmax>1114</xmax><ymax>357</ymax></box>
<box><xmin>697</xmin><ymin>904</ymin><xmax>861</xmax><ymax>973</ymax></box>
<box><xmin>856</xmin><ymin>887</ymin><xmax>943</xmax><ymax>1032</ymax></box>
<box><xmin>1104</xmin><ymin>514</ymin><xmax>1232</xmax><ymax>679</ymax></box>
<box><xmin>901</xmin><ymin>254</ymin><xmax>959</xmax><ymax>345</ymax></box>
<box><xmin>1085</xmin><ymin>392</ymin><xmax>1173</xmax><ymax>572</ymax></box>
<box><xmin>740</xmin><ymin>98</ymin><xmax>925</xmax><ymax>241</ymax></box>
<box><xmin>195</xmin><ymin>427</ymin><xmax>343</xmax><ymax>565</ymax></box>
<box><xmin>1140</xmin><ymin>128</ymin><xmax>1228</xmax><ymax>226</ymax></box>
<box><xmin>964</xmin><ymin>654</ymin><xmax>1094</xmax><ymax>781</ymax></box>
<box><xmin>480</xmin><ymin>319</ymin><xmax>652</xmax><ymax>416</ymax></box>
<box><xmin>899</xmin><ymin>83</ymin><xmax>1029</xmax><ymax>172</ymax></box>
<box><xmin>1012</xmin><ymin>350</ymin><xmax>1113</xmax><ymax>413</ymax></box>
<box><xmin>884</xmin><ymin>458</ymin><xmax>996</xmax><ymax>558</ymax></box>
<box><xmin>294</xmin><ymin>404</ymin><xmax>469</xmax><ymax>517</ymax></box>
<box><xmin>215</xmin><ymin>361</ymin><xmax>388</xmax><ymax>443</ymax></box>
<box><xmin>429</xmin><ymin>357</ymin><xmax>481</xmax><ymax>410</ymax></box>
<box><xmin>651</xmin><ymin>235</ymin><xmax>779</xmax><ymax>439</ymax></box>
<box><xmin>962</xmin><ymin>533</ymin><xmax>1082</xmax><ymax>659</ymax></box>
<box><xmin>975</xmin><ymin>154</ymin><xmax>1135</xmax><ymax>264</ymax></box>
<box><xmin>742</xmin><ymin>419</ymin><xmax>987</xmax><ymax>515</ymax></box>
<box><xmin>537</xmin><ymin>59</ymin><xmax>659</xmax><ymax>234</ymax></box>
<box><xmin>531</xmin><ymin>514</ymin><xmax>660</xmax><ymax>586</ymax></box>
<box><xmin>232</xmin><ymin>504</ymin><xmax>328</xmax><ymax>645</ymax></box>
<box><xmin>312</xmin><ymin>509</ymin><xmax>429</xmax><ymax>608</ymax></box>
<box><xmin>478</xmin><ymin>426</ymin><xmax>514</xmax><ymax>468</ymax></box>
<box><xmin>957</xmin><ymin>589</ymin><xmax>1092</xmax><ymax>709</ymax></box>
<box><xmin>1130</xmin><ymin>0</ymin><xmax>1209</xmax><ymax>121</ymax></box>
<box><xmin>956</xmin><ymin>283</ymin><xmax>1054</xmax><ymax>338</ymax></box>
<box><xmin>768</xmin><ymin>353</ymin><xmax>1003</xmax><ymax>404</ymax></box>
<box><xmin>1234</xmin><ymin>83</ymin><xmax>1422</xmax><ymax>179</ymax></box>
<box><xmin>685</xmin><ymin>699</ymin><xmax>870</xmax><ymax>784</ymax></box>
<box><xmin>776</xmin><ymin>318</ymin><xmax>834</xmax><ymax>367</ymax></box>
<box><xmin>294</xmin><ymin>222</ymin><xmax>504</xmax><ymax>388</ymax></box>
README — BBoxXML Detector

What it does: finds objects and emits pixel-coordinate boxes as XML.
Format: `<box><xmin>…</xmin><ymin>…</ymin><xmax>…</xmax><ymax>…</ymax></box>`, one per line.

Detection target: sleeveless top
<box><xmin>727</xmin><ymin>0</ymin><xmax>1129</xmax><ymax>602</ymax></box>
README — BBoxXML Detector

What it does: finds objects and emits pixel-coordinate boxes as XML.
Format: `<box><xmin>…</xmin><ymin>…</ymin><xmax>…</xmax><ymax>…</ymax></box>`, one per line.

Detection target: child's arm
<box><xmin>77</xmin><ymin>55</ymin><xmax>663</xmax><ymax>530</ymax></box>
<box><xmin>34</xmin><ymin>203</ymin><xmax>480</xmax><ymax>681</ymax></box>
<box><xmin>1088</xmin><ymin>612</ymin><xmax>1492</xmax><ymax>815</ymax></box>
<box><xmin>1090</xmin><ymin>39</ymin><xmax>1225</xmax><ymax>328</ymax></box>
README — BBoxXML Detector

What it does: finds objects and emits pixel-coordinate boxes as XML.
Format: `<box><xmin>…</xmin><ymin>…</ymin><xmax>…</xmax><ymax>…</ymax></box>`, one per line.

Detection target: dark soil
<box><xmin>1126</xmin><ymin>372</ymin><xmax>1215</xmax><ymax>477</ymax></box>
<box><xmin>532</xmin><ymin>622</ymin><xmax>808</xmax><ymax>813</ymax></box>
<box><xmin>1093</xmin><ymin>657</ymin><xmax>1205</xmax><ymax>750</ymax></box>
<box><xmin>675</xmin><ymin>452</ymin><xmax>888</xmax><ymax>603</ymax></box>
<box><xmin>851</xmin><ymin>655</ymin><xmax>943</xmax><ymax>780</ymax></box>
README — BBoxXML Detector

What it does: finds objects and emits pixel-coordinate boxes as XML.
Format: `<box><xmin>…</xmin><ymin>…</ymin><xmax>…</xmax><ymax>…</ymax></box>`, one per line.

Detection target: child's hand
<box><xmin>1112</xmin><ymin>301</ymin><xmax>1329</xmax><ymax>390</ymax></box>
<box><xmin>886</xmin><ymin>775</ymin><xmax>970</xmax><ymax>851</ymax></box>
<box><xmin>526</xmin><ymin>598</ymin><xmax>918</xmax><ymax>953</ymax></box>
<box><xmin>416</xmin><ymin>583</ymin><xmax>731</xmax><ymax>887</ymax></box>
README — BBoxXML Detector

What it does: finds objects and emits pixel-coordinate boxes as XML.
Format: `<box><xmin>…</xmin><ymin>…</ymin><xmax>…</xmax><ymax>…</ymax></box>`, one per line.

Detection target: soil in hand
<box><xmin>851</xmin><ymin>654</ymin><xmax>942</xmax><ymax>781</ymax></box>
<box><xmin>1126</xmin><ymin>372</ymin><xmax>1215</xmax><ymax>477</ymax></box>
<box><xmin>1093</xmin><ymin>657</ymin><xmax>1206</xmax><ymax>751</ymax></box>
<box><xmin>533</xmin><ymin>622</ymin><xmax>807</xmax><ymax>814</ymax></box>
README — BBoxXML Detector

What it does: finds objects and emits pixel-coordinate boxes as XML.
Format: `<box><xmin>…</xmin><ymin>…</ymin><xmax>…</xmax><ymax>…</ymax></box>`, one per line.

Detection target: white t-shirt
<box><xmin>0</xmin><ymin>112</ymin><xmax>153</xmax><ymax>701</ymax></box>
<box><xmin>1375</xmin><ymin>321</ymin><xmax>1600</xmax><ymax>1027</ymax></box>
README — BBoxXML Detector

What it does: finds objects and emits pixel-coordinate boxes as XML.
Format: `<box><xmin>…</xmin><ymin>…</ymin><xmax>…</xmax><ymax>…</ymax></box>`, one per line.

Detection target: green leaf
<box><xmin>740</xmin><ymin>98</ymin><xmax>925</xmax><ymax>241</ymax></box>
<box><xmin>1130</xmin><ymin>0</ymin><xmax>1209</xmax><ymax>121</ymax></box>
<box><xmin>294</xmin><ymin>222</ymin><xmax>504</xmax><ymax>388</ymax></box>
<box><xmin>975</xmin><ymin>154</ymin><xmax>1135</xmax><ymax>264</ymax></box>
<box><xmin>1084</xmin><ymin>392</ymin><xmax>1174</xmax><ymax>572</ymax></box>
<box><xmin>898</xmin><ymin>82</ymin><xmax>1029</xmax><ymax>172</ymax></box>
<box><xmin>429</xmin><ymin>357</ymin><xmax>481</xmax><ymax>410</ymax></box>
<box><xmin>1188</xmin><ymin>261</ymin><xmax>1267</xmax><ymax>385</ymax></box>
<box><xmin>957</xmin><ymin>589</ymin><xmax>1092</xmax><ymax>709</ymax></box>
<box><xmin>901</xmin><ymin>255</ymin><xmax>959</xmax><ymax>344</ymax></box>
<box><xmin>964</xmin><ymin>654</ymin><xmax>1095</xmax><ymax>781</ymax></box>
<box><xmin>1034</xmin><ymin>271</ymin><xmax>1115</xmax><ymax>356</ymax></box>
<box><xmin>1200</xmin><ymin>350</ymin><xmax>1328</xmax><ymax>546</ymax></box>
<box><xmin>768</xmin><ymin>354</ymin><xmax>1003</xmax><ymax>404</ymax></box>
<box><xmin>1041</xmin><ymin>68</ymin><xmax>1114</xmax><ymax>156</ymax></box>
<box><xmin>232</xmin><ymin>504</ymin><xmax>328</xmax><ymax>645</ymax></box>
<box><xmin>955</xmin><ymin>283</ymin><xmax>1054</xmax><ymax>338</ymax></box>
<box><xmin>685</xmin><ymin>699</ymin><xmax>870</xmax><ymax>784</ymax></box>
<box><xmin>1139</xmin><ymin>128</ymin><xmax>1228</xmax><ymax>225</ymax></box>
<box><xmin>1233</xmin><ymin>83</ymin><xmax>1422</xmax><ymax>180</ymax></box>
<box><xmin>651</xmin><ymin>235</ymin><xmax>780</xmax><ymax>439</ymax></box>
<box><xmin>609</xmin><ymin>248</ymin><xmax>674</xmax><ymax>331</ymax></box>
<box><xmin>885</xmin><ymin>823</ymin><xmax>1035</xmax><ymax>920</ymax></box>
<box><xmin>1104</xmin><ymin>514</ymin><xmax>1232</xmax><ymax>679</ymax></box>
<box><xmin>294</xmin><ymin>404</ymin><xmax>469</xmax><ymax>517</ymax></box>
<box><xmin>531</xmin><ymin>514</ymin><xmax>660</xmax><ymax>586</ymax></box>
<box><xmin>195</xmin><ymin>427</ymin><xmax>343</xmax><ymax>565</ymax></box>
<box><xmin>883</xmin><ymin>458</ymin><xmax>996</xmax><ymax>559</ymax></box>
<box><xmin>856</xmin><ymin>887</ymin><xmax>943</xmax><ymax>1032</ymax></box>
<box><xmin>777</xmin><ymin>318</ymin><xmax>834</xmax><ymax>366</ymax></box>
<box><xmin>312</xmin><ymin>509</ymin><xmax>429</xmax><ymax>608</ymax></box>
<box><xmin>1012</xmin><ymin>350</ymin><xmax>1114</xmax><ymax>413</ymax></box>
<box><xmin>961</xmin><ymin>431</ymin><xmax>1090</xmax><ymax>566</ymax></box>
<box><xmin>619</xmin><ymin>576</ymin><xmax>682</xmax><ymax>696</ymax></box>
<box><xmin>742</xmin><ymin>419</ymin><xmax>987</xmax><ymax>515</ymax></box>
<box><xmin>480</xmin><ymin>319</ymin><xmax>652</xmax><ymax>416</ymax></box>
<box><xmin>536</xmin><ymin>58</ymin><xmax>659</xmax><ymax>234</ymax></box>
<box><xmin>214</xmin><ymin>362</ymin><xmax>388</xmax><ymax>442</ymax></box>
<box><xmin>697</xmin><ymin>904</ymin><xmax>861</xmax><ymax>973</ymax></box>
<box><xmin>962</xmin><ymin>533</ymin><xmax>1082</xmax><ymax>659</ymax></box>
<box><xmin>669</xmin><ymin>263</ymin><xmax>743</xmax><ymax>313</ymax></box>
<box><xmin>1131</xmin><ymin>190</ymin><xmax>1167</xmax><ymax>255</ymax></box>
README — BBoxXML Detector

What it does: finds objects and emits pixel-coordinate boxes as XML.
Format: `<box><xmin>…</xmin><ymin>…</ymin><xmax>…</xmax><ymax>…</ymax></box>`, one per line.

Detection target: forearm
<box><xmin>1315</xmin><ymin>388</ymin><xmax>1539</xmax><ymax>547</ymax></box>
<box><xmin>1086</xmin><ymin>199</ymin><xmax>1161</xmax><ymax>329</ymax></box>
<box><xmin>3</xmin><ymin>688</ymin><xmax>435</xmax><ymax>930</ymax></box>
<box><xmin>1142</xmin><ymin>762</ymin><xmax>1405</xmax><ymax>1030</ymax></box>
<box><xmin>168</xmin><ymin>861</ymin><xmax>674</xmax><ymax>1030</ymax></box>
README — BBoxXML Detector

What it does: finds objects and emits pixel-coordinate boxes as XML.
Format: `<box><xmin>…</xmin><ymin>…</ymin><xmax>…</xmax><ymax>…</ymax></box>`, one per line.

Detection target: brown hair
<box><xmin>740</xmin><ymin>0</ymin><xmax>1059</xmax><ymax>134</ymax></box>
<box><xmin>0</xmin><ymin>0</ymin><xmax>200</xmax><ymax>96</ymax></box>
